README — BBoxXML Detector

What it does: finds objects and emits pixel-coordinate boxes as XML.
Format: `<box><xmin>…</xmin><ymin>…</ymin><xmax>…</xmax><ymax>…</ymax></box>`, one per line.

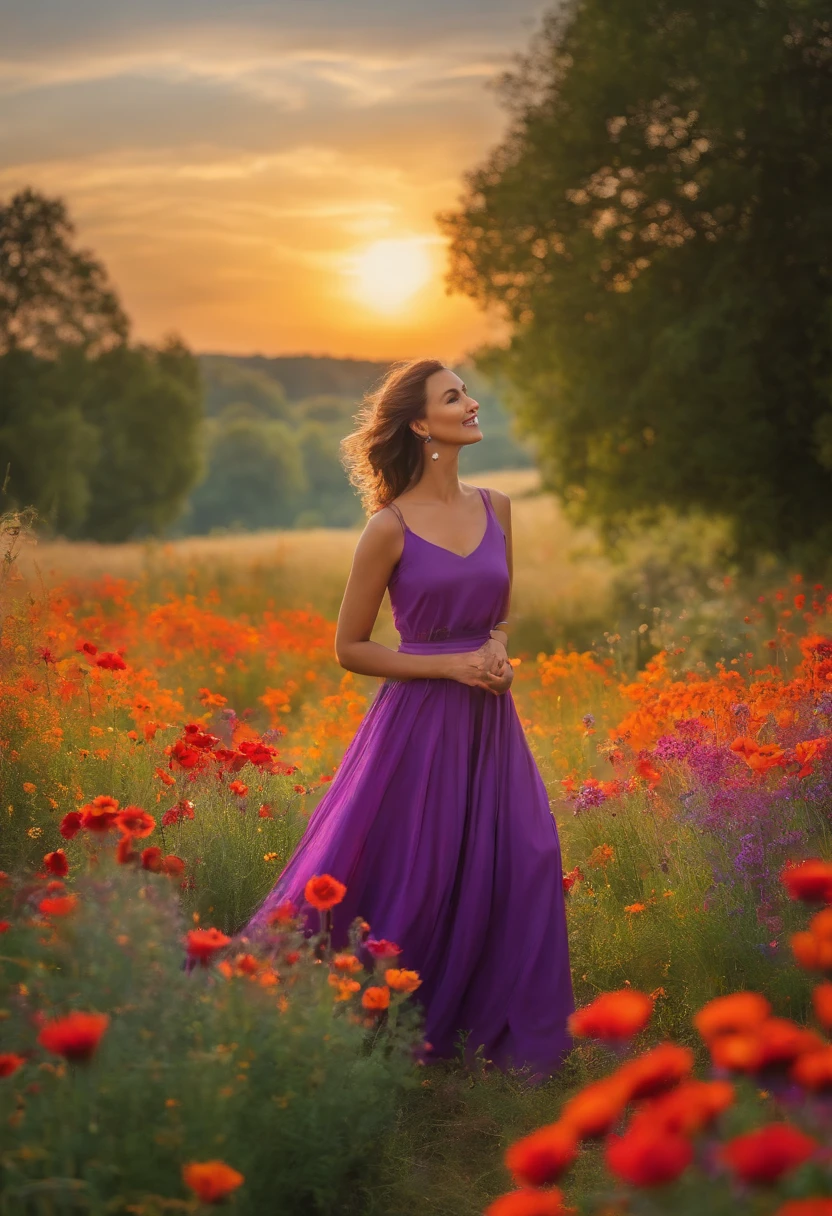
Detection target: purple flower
<box><xmin>574</xmin><ymin>784</ymin><xmax>606</xmax><ymax>813</ymax></box>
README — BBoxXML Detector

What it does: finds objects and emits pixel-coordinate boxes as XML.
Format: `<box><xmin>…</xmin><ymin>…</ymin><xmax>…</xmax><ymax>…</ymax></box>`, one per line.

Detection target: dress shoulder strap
<box><xmin>477</xmin><ymin>485</ymin><xmax>495</xmax><ymax>517</ymax></box>
<box><xmin>385</xmin><ymin>501</ymin><xmax>407</xmax><ymax>537</ymax></box>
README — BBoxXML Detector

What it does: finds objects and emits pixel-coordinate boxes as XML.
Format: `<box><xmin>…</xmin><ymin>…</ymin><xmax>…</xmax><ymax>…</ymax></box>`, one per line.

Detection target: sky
<box><xmin>0</xmin><ymin>0</ymin><xmax>549</xmax><ymax>360</ymax></box>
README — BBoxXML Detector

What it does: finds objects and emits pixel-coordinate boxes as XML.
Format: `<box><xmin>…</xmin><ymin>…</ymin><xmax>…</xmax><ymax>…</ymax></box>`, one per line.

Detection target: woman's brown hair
<box><xmin>340</xmin><ymin>357</ymin><xmax>446</xmax><ymax>515</ymax></box>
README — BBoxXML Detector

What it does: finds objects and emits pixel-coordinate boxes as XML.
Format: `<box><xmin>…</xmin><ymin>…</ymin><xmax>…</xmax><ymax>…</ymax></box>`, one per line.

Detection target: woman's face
<box><xmin>413</xmin><ymin>368</ymin><xmax>482</xmax><ymax>450</ymax></box>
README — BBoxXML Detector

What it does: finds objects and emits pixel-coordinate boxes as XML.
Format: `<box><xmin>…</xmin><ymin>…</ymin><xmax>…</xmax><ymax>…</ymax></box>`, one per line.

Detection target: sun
<box><xmin>344</xmin><ymin>238</ymin><xmax>434</xmax><ymax>314</ymax></box>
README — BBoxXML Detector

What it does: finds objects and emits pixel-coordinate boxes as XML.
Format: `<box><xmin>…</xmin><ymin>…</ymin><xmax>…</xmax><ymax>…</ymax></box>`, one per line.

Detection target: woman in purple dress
<box><xmin>243</xmin><ymin>357</ymin><xmax>575</xmax><ymax>1080</ymax></box>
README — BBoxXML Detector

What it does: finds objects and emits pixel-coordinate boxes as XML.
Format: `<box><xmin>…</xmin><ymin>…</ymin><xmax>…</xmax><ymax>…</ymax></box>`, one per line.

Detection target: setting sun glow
<box><xmin>345</xmin><ymin>238</ymin><xmax>434</xmax><ymax>314</ymax></box>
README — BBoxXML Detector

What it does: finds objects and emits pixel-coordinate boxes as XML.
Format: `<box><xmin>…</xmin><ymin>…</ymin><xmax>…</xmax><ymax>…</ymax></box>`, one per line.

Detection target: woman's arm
<box><xmin>334</xmin><ymin>507</ymin><xmax>501</xmax><ymax>687</ymax></box>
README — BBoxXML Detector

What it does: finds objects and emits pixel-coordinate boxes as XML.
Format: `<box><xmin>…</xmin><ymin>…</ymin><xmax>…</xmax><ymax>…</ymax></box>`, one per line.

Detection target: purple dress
<box><xmin>243</xmin><ymin>486</ymin><xmax>575</xmax><ymax>1076</ymax></box>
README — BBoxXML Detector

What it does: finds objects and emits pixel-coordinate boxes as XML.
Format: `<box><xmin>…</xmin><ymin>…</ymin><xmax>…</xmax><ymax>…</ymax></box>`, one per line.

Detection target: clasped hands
<box><xmin>449</xmin><ymin>634</ymin><xmax>513</xmax><ymax>695</ymax></box>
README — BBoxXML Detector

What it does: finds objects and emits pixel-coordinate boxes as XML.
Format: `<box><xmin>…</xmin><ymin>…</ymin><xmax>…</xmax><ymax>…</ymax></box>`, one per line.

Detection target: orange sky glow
<box><xmin>0</xmin><ymin>1</ymin><xmax>547</xmax><ymax>360</ymax></box>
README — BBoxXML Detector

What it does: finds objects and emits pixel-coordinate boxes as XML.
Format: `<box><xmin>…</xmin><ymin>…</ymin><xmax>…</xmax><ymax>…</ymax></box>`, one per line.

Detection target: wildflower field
<box><xmin>4</xmin><ymin>499</ymin><xmax>832</xmax><ymax>1216</ymax></box>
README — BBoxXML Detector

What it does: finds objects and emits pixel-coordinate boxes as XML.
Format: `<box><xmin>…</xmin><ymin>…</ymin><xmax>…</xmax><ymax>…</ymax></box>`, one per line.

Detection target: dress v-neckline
<box><xmin>399</xmin><ymin>488</ymin><xmax>491</xmax><ymax>560</ymax></box>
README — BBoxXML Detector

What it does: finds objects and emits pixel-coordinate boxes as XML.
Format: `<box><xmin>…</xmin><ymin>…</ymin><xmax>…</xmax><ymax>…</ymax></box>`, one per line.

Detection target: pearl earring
<box><xmin>423</xmin><ymin>433</ymin><xmax>439</xmax><ymax>461</ymax></box>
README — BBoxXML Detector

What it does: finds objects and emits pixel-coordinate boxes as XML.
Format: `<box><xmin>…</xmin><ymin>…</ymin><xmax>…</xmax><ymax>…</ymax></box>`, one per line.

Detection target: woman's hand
<box><xmin>445</xmin><ymin>643</ymin><xmax>512</xmax><ymax>694</ymax></box>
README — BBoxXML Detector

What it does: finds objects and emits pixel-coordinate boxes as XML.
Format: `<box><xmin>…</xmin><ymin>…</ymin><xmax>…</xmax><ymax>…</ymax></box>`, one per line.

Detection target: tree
<box><xmin>0</xmin><ymin>188</ymin><xmax>127</xmax><ymax>357</ymax></box>
<box><xmin>76</xmin><ymin>339</ymin><xmax>204</xmax><ymax>542</ymax></box>
<box><xmin>440</xmin><ymin>0</ymin><xmax>832</xmax><ymax>565</ymax></box>
<box><xmin>0</xmin><ymin>188</ymin><xmax>203</xmax><ymax>539</ymax></box>
<box><xmin>185</xmin><ymin>416</ymin><xmax>307</xmax><ymax>534</ymax></box>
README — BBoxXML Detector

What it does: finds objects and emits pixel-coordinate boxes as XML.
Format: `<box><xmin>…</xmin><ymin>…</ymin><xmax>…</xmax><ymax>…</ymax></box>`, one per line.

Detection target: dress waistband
<box><xmin>398</xmin><ymin>629</ymin><xmax>492</xmax><ymax>655</ymax></box>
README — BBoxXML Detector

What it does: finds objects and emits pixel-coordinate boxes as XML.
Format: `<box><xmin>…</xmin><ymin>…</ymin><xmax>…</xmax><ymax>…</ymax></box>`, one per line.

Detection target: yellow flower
<box><xmin>263</xmin><ymin>852</ymin><xmax>279</xmax><ymax>863</ymax></box>
<box><xmin>27</xmin><ymin>826</ymin><xmax>43</xmax><ymax>839</ymax></box>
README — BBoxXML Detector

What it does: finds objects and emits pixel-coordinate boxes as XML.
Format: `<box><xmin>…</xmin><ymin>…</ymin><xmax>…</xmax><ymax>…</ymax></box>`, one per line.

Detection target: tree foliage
<box><xmin>0</xmin><ymin>189</ymin><xmax>202</xmax><ymax>540</ymax></box>
<box><xmin>440</xmin><ymin>0</ymin><xmax>832</xmax><ymax>564</ymax></box>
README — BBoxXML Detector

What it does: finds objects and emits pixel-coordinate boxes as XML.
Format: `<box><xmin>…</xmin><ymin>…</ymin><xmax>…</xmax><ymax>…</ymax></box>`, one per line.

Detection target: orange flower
<box><xmin>484</xmin><ymin>1189</ymin><xmax>567</xmax><ymax>1216</ymax></box>
<box><xmin>720</xmin><ymin>1122</ymin><xmax>817</xmax><ymax>1185</ymax></box>
<box><xmin>304</xmin><ymin>873</ymin><xmax>347</xmax><ymax>911</ymax></box>
<box><xmin>559</xmin><ymin>1077</ymin><xmax>631</xmax><ymax>1140</ymax></box>
<box><xmin>605</xmin><ymin>1126</ymin><xmax>692</xmax><ymax>1186</ymax></box>
<box><xmin>43</xmin><ymin>849</ymin><xmax>69</xmax><ymax>877</ymax></box>
<box><xmin>505</xmin><ymin>1121</ymin><xmax>578</xmax><ymax>1187</ymax></box>
<box><xmin>615</xmin><ymin>1043</ymin><xmax>695</xmax><ymax>1100</ymax></box>
<box><xmin>813</xmin><ymin>982</ymin><xmax>832</xmax><ymax>1029</ymax></box>
<box><xmin>228</xmin><ymin>781</ymin><xmax>248</xmax><ymax>797</ymax></box>
<box><xmin>781</xmin><ymin>859</ymin><xmax>832</xmax><ymax>903</ymax></box>
<box><xmin>694</xmin><ymin>992</ymin><xmax>771</xmax><ymax>1042</ymax></box>
<box><xmin>361</xmin><ymin>985</ymin><xmax>390</xmax><ymax>1013</ymax></box>
<box><xmin>333</xmin><ymin>953</ymin><xmax>363</xmax><ymax>973</ymax></box>
<box><xmin>791</xmin><ymin>930</ymin><xmax>832</xmax><ymax>971</ymax></box>
<box><xmin>182</xmin><ymin>1161</ymin><xmax>245</xmax><ymax>1204</ymax></box>
<box><xmin>568</xmin><ymin>989</ymin><xmax>653</xmax><ymax>1041</ymax></box>
<box><xmin>384</xmin><ymin>968</ymin><xmax>422</xmax><ymax>993</ymax></box>
<box><xmin>329</xmin><ymin>975</ymin><xmax>361</xmax><ymax>1001</ymax></box>
<box><xmin>38</xmin><ymin>894</ymin><xmax>79</xmax><ymax>918</ymax></box>
<box><xmin>79</xmin><ymin>796</ymin><xmax>120</xmax><ymax>834</ymax></box>
<box><xmin>114</xmin><ymin>807</ymin><xmax>156</xmax><ymax>837</ymax></box>
<box><xmin>791</xmin><ymin>1047</ymin><xmax>832</xmax><ymax>1092</ymax></box>
<box><xmin>38</xmin><ymin>1011</ymin><xmax>109</xmax><ymax>1062</ymax></box>
<box><xmin>624</xmin><ymin>903</ymin><xmax>646</xmax><ymax>915</ymax></box>
<box><xmin>185</xmin><ymin>927</ymin><xmax>231</xmax><ymax>965</ymax></box>
<box><xmin>0</xmin><ymin>1053</ymin><xmax>26</xmax><ymax>1077</ymax></box>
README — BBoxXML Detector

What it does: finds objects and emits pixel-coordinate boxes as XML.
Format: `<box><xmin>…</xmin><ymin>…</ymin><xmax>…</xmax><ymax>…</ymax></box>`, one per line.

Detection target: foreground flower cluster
<box><xmin>0</xmin><ymin>816</ymin><xmax>426</xmax><ymax>1212</ymax></box>
<box><xmin>486</xmin><ymin>860</ymin><xmax>832</xmax><ymax>1216</ymax></box>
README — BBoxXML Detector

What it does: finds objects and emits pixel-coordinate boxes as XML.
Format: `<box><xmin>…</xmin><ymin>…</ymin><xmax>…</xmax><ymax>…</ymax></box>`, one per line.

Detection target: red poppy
<box><xmin>813</xmin><ymin>982</ymin><xmax>832</xmax><ymax>1030</ymax></box>
<box><xmin>141</xmin><ymin>846</ymin><xmax>163</xmax><ymax>871</ymax></box>
<box><xmin>266</xmin><ymin>899</ymin><xmax>298</xmax><ymax>926</ymax></box>
<box><xmin>775</xmin><ymin>1202</ymin><xmax>832</xmax><ymax>1216</ymax></box>
<box><xmin>95</xmin><ymin>651</ymin><xmax>127</xmax><ymax>670</ymax></box>
<box><xmin>559</xmin><ymin>1077</ymin><xmax>631</xmax><ymax>1140</ymax></box>
<box><xmin>720</xmin><ymin>1122</ymin><xmax>817</xmax><ymax>1184</ymax></box>
<box><xmin>781</xmin><ymin>859</ymin><xmax>832</xmax><ymax>903</ymax></box>
<box><xmin>605</xmin><ymin>1126</ymin><xmax>692</xmax><ymax>1186</ymax></box>
<box><xmin>43</xmin><ymin>849</ymin><xmax>69</xmax><ymax>877</ymax></box>
<box><xmin>304</xmin><ymin>873</ymin><xmax>347</xmax><ymax>911</ymax></box>
<box><xmin>484</xmin><ymin>1189</ymin><xmax>567</xmax><ymax>1216</ymax></box>
<box><xmin>366</xmin><ymin>937</ymin><xmax>403</xmax><ymax>959</ymax></box>
<box><xmin>185</xmin><ymin>927</ymin><xmax>231</xmax><ymax>965</ymax></box>
<box><xmin>59</xmin><ymin>811</ymin><xmax>83</xmax><ymax>840</ymax></box>
<box><xmin>616</xmin><ymin>1043</ymin><xmax>695</xmax><ymax>1100</ymax></box>
<box><xmin>791</xmin><ymin>1047</ymin><xmax>832</xmax><ymax>1092</ymax></box>
<box><xmin>505</xmin><ymin>1121</ymin><xmax>578</xmax><ymax>1187</ymax></box>
<box><xmin>114</xmin><ymin>807</ymin><xmax>156</xmax><ymax>838</ymax></box>
<box><xmin>182</xmin><ymin>1161</ymin><xmax>244</xmax><ymax>1204</ymax></box>
<box><xmin>38</xmin><ymin>1011</ymin><xmax>109</xmax><ymax>1062</ymax></box>
<box><xmin>0</xmin><ymin>921</ymin><xmax>10</xmax><ymax>933</ymax></box>
<box><xmin>161</xmin><ymin>854</ymin><xmax>185</xmax><ymax>876</ymax></box>
<box><xmin>694</xmin><ymin>992</ymin><xmax>771</xmax><ymax>1042</ymax></box>
<box><xmin>38</xmin><ymin>895</ymin><xmax>79</xmax><ymax>918</ymax></box>
<box><xmin>0</xmin><ymin>1053</ymin><xmax>25</xmax><ymax>1077</ymax></box>
<box><xmin>79</xmin><ymin>796</ymin><xmax>120</xmax><ymax>834</ymax></box>
<box><xmin>628</xmin><ymin>1079</ymin><xmax>735</xmax><ymax>1136</ymax></box>
<box><xmin>116</xmin><ymin>832</ymin><xmax>137</xmax><ymax>865</ymax></box>
<box><xmin>568</xmin><ymin>989</ymin><xmax>654</xmax><ymax>1042</ymax></box>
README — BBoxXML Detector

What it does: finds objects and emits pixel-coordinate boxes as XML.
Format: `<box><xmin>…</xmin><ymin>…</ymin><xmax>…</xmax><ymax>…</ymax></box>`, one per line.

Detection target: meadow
<box><xmin>3</xmin><ymin>471</ymin><xmax>832</xmax><ymax>1216</ymax></box>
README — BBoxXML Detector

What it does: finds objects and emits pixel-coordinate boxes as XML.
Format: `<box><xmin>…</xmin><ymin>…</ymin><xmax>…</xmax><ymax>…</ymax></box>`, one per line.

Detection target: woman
<box><xmin>242</xmin><ymin>358</ymin><xmax>575</xmax><ymax>1080</ymax></box>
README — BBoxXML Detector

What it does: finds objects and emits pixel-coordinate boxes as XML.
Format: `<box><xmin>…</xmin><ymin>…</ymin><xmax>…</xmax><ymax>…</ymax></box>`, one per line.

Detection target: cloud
<box><xmin>0</xmin><ymin>0</ymin><xmax>545</xmax><ymax>356</ymax></box>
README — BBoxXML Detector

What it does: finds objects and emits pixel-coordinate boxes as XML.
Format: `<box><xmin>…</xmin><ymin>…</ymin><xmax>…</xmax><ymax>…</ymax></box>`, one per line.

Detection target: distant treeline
<box><xmin>178</xmin><ymin>355</ymin><xmax>533</xmax><ymax>535</ymax></box>
<box><xmin>0</xmin><ymin>188</ymin><xmax>532</xmax><ymax>543</ymax></box>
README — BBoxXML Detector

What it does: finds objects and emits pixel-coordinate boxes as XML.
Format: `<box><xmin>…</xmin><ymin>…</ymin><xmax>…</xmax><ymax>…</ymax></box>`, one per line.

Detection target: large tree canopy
<box><xmin>440</xmin><ymin>0</ymin><xmax>832</xmax><ymax>565</ymax></box>
<box><xmin>0</xmin><ymin>189</ymin><xmax>202</xmax><ymax>540</ymax></box>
